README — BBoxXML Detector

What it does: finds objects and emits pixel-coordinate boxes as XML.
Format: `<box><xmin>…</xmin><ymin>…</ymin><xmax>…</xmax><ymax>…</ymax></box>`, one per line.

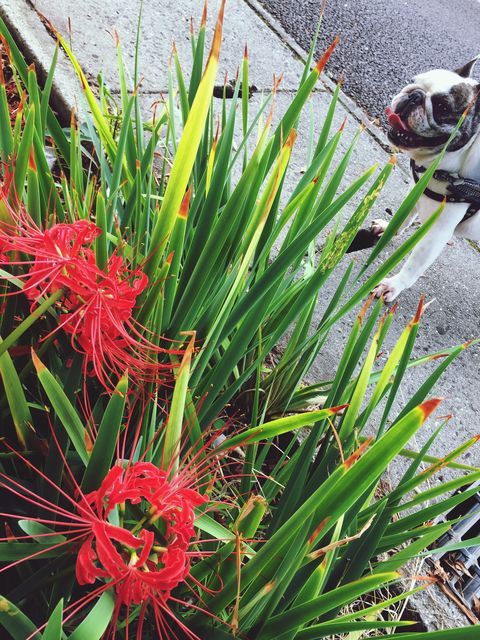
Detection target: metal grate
<box><xmin>427</xmin><ymin>480</ymin><xmax>480</xmax><ymax>613</ymax></box>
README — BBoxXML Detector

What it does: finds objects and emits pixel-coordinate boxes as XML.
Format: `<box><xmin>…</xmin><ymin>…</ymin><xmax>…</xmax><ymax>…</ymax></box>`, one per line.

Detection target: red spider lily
<box><xmin>0</xmin><ymin>352</ymin><xmax>252</xmax><ymax>639</ymax></box>
<box><xmin>0</xmin><ymin>199</ymin><xmax>175</xmax><ymax>388</ymax></box>
<box><xmin>76</xmin><ymin>463</ymin><xmax>206</xmax><ymax>608</ymax></box>
<box><xmin>0</xmin><ymin>449</ymin><xmax>225</xmax><ymax>639</ymax></box>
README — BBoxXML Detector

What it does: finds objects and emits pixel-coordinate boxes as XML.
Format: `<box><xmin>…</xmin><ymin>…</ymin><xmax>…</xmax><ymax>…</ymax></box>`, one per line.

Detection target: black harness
<box><xmin>410</xmin><ymin>159</ymin><xmax>480</xmax><ymax>222</ymax></box>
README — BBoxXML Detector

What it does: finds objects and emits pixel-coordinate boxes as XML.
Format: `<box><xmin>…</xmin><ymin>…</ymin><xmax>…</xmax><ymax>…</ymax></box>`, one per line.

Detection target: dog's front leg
<box><xmin>373</xmin><ymin>207</ymin><xmax>467</xmax><ymax>302</ymax></box>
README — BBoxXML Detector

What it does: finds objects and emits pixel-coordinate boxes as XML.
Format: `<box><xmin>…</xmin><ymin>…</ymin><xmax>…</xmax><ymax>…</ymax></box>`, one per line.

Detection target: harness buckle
<box><xmin>447</xmin><ymin>178</ymin><xmax>480</xmax><ymax>205</ymax></box>
<box><xmin>433</xmin><ymin>169</ymin><xmax>458</xmax><ymax>183</ymax></box>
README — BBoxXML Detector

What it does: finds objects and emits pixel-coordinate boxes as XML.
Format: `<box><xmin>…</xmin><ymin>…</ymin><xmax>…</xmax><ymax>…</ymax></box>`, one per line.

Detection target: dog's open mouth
<box><xmin>386</xmin><ymin>106</ymin><xmax>449</xmax><ymax>148</ymax></box>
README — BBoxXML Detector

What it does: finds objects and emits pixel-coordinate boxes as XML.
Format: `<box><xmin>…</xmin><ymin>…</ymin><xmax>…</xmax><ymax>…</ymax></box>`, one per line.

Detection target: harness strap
<box><xmin>410</xmin><ymin>160</ymin><xmax>480</xmax><ymax>222</ymax></box>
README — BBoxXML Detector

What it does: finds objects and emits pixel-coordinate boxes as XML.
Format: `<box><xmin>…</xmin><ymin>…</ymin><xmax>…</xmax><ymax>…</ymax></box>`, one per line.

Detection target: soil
<box><xmin>0</xmin><ymin>39</ymin><xmax>22</xmax><ymax>126</ymax></box>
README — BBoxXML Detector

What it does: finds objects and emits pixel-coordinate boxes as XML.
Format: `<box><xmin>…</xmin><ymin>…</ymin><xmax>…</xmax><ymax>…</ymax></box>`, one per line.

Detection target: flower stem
<box><xmin>0</xmin><ymin>289</ymin><xmax>64</xmax><ymax>358</ymax></box>
<box><xmin>130</xmin><ymin>514</ymin><xmax>148</xmax><ymax>535</ymax></box>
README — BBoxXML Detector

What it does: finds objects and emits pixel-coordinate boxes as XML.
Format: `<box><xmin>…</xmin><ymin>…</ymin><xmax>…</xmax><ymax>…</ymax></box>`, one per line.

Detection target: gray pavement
<box><xmin>0</xmin><ymin>0</ymin><xmax>479</xmax><ymax>628</ymax></box>
<box><xmin>258</xmin><ymin>0</ymin><xmax>480</xmax><ymax>124</ymax></box>
<box><xmin>31</xmin><ymin>0</ymin><xmax>303</xmax><ymax>92</ymax></box>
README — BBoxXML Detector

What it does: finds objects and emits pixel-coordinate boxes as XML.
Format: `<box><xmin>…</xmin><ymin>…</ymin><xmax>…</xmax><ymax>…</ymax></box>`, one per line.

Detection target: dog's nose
<box><xmin>396</xmin><ymin>89</ymin><xmax>424</xmax><ymax>116</ymax></box>
<box><xmin>408</xmin><ymin>90</ymin><xmax>424</xmax><ymax>106</ymax></box>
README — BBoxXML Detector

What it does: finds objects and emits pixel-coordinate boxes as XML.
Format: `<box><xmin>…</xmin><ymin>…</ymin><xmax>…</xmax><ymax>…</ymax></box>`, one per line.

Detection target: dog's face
<box><xmin>386</xmin><ymin>57</ymin><xmax>480</xmax><ymax>154</ymax></box>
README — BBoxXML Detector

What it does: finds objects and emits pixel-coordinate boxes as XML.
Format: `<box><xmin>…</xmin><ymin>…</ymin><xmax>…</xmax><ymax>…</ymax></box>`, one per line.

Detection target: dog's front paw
<box><xmin>370</xmin><ymin>218</ymin><xmax>389</xmax><ymax>238</ymax></box>
<box><xmin>373</xmin><ymin>277</ymin><xmax>404</xmax><ymax>303</ymax></box>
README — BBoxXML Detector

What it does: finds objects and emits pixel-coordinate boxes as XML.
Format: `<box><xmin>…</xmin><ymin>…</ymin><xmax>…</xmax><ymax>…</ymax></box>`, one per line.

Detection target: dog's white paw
<box><xmin>373</xmin><ymin>277</ymin><xmax>404</xmax><ymax>303</ymax></box>
<box><xmin>370</xmin><ymin>218</ymin><xmax>389</xmax><ymax>237</ymax></box>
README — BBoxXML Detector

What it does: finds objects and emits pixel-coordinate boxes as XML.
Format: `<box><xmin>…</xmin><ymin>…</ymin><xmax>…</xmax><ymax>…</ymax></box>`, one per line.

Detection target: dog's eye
<box><xmin>432</xmin><ymin>97</ymin><xmax>448</xmax><ymax>110</ymax></box>
<box><xmin>431</xmin><ymin>95</ymin><xmax>453</xmax><ymax>121</ymax></box>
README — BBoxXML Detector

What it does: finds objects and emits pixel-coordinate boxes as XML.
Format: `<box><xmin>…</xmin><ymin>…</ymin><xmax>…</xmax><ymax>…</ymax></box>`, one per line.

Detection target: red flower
<box><xmin>56</xmin><ymin>253</ymin><xmax>157</xmax><ymax>387</ymax></box>
<box><xmin>76</xmin><ymin>463</ymin><xmax>206</xmax><ymax>606</ymax></box>
<box><xmin>15</xmin><ymin>218</ymin><xmax>101</xmax><ymax>298</ymax></box>
<box><xmin>0</xmin><ymin>200</ymin><xmax>174</xmax><ymax>388</ymax></box>
<box><xmin>0</xmin><ymin>450</ymin><xmax>217</xmax><ymax>639</ymax></box>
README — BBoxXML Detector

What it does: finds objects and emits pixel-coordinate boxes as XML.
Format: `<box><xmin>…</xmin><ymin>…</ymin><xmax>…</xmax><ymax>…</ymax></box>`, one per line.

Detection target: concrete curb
<box><xmin>0</xmin><ymin>0</ymin><xmax>77</xmax><ymax>124</ymax></box>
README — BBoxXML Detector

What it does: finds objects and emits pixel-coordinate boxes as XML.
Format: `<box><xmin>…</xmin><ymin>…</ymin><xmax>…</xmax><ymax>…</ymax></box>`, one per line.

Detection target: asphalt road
<box><xmin>258</xmin><ymin>0</ymin><xmax>480</xmax><ymax>126</ymax></box>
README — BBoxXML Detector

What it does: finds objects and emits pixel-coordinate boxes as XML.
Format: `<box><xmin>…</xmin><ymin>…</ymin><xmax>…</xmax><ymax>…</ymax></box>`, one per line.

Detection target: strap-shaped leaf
<box><xmin>146</xmin><ymin>0</ymin><xmax>226</xmax><ymax>279</ymax></box>
<box><xmin>68</xmin><ymin>590</ymin><xmax>114</xmax><ymax>640</ymax></box>
<box><xmin>42</xmin><ymin>599</ymin><xmax>63</xmax><ymax>640</ymax></box>
<box><xmin>82</xmin><ymin>374</ymin><xmax>128</xmax><ymax>492</ymax></box>
<box><xmin>214</xmin><ymin>405</ymin><xmax>346</xmax><ymax>453</ymax></box>
<box><xmin>0</xmin><ymin>542</ymin><xmax>61</xmax><ymax>561</ymax></box>
<box><xmin>0</xmin><ymin>596</ymin><xmax>39</xmax><ymax>639</ymax></box>
<box><xmin>296</xmin><ymin>619</ymin><xmax>414</xmax><ymax>639</ymax></box>
<box><xmin>162</xmin><ymin>336</ymin><xmax>195</xmax><ymax>475</ymax></box>
<box><xmin>0</xmin><ymin>339</ymin><xmax>32</xmax><ymax>447</ymax></box>
<box><xmin>258</xmin><ymin>572</ymin><xmax>398</xmax><ymax>638</ymax></box>
<box><xmin>11</xmin><ymin>103</ymin><xmax>35</xmax><ymax>203</ymax></box>
<box><xmin>32</xmin><ymin>351</ymin><xmax>89</xmax><ymax>465</ymax></box>
<box><xmin>393</xmin><ymin>628</ymin><xmax>480</xmax><ymax>640</ymax></box>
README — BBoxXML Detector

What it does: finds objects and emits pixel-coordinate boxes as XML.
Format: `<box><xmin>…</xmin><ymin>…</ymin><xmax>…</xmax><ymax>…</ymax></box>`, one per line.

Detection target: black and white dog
<box><xmin>371</xmin><ymin>57</ymin><xmax>480</xmax><ymax>302</ymax></box>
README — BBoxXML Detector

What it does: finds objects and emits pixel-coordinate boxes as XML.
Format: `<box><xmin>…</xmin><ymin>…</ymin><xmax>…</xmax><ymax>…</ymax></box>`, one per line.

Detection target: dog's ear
<box><xmin>455</xmin><ymin>55</ymin><xmax>480</xmax><ymax>78</ymax></box>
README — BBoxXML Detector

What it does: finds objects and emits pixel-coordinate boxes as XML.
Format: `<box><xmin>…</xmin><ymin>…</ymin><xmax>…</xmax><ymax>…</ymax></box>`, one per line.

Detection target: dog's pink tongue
<box><xmin>386</xmin><ymin>106</ymin><xmax>409</xmax><ymax>131</ymax></box>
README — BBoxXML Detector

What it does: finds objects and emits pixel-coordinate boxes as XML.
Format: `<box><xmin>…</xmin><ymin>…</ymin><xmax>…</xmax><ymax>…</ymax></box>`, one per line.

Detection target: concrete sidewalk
<box><xmin>0</xmin><ymin>0</ymin><xmax>478</xmax><ymax>628</ymax></box>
